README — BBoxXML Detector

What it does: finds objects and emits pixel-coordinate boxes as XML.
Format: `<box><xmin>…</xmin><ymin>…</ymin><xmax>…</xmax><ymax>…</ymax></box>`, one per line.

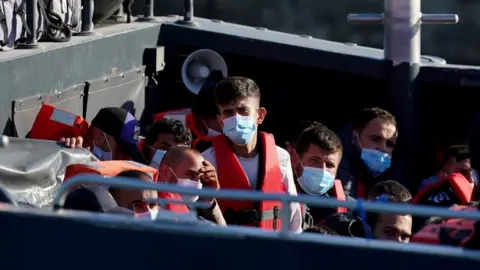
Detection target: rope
<box><xmin>38</xmin><ymin>0</ymin><xmax>72</xmax><ymax>42</ymax></box>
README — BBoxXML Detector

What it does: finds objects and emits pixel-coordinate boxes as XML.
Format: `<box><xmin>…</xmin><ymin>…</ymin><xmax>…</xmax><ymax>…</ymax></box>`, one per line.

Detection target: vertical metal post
<box><xmin>137</xmin><ymin>0</ymin><xmax>157</xmax><ymax>22</ymax></box>
<box><xmin>19</xmin><ymin>0</ymin><xmax>40</xmax><ymax>48</ymax></box>
<box><xmin>347</xmin><ymin>0</ymin><xmax>458</xmax><ymax>189</ymax></box>
<box><xmin>78</xmin><ymin>0</ymin><xmax>95</xmax><ymax>36</ymax></box>
<box><xmin>176</xmin><ymin>0</ymin><xmax>198</xmax><ymax>26</ymax></box>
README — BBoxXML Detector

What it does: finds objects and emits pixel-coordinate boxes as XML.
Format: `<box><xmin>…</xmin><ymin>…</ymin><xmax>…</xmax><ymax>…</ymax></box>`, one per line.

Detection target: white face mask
<box><xmin>177</xmin><ymin>178</ymin><xmax>203</xmax><ymax>202</ymax></box>
<box><xmin>136</xmin><ymin>208</ymin><xmax>159</xmax><ymax>220</ymax></box>
<box><xmin>92</xmin><ymin>132</ymin><xmax>113</xmax><ymax>161</ymax></box>
<box><xmin>149</xmin><ymin>148</ymin><xmax>166</xmax><ymax>169</ymax></box>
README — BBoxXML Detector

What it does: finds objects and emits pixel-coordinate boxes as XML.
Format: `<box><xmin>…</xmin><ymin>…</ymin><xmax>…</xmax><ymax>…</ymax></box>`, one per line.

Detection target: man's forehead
<box><xmin>219</xmin><ymin>98</ymin><xmax>257</xmax><ymax>110</ymax></box>
<box><xmin>181</xmin><ymin>156</ymin><xmax>204</xmax><ymax>171</ymax></box>
<box><xmin>364</xmin><ymin>119</ymin><xmax>397</xmax><ymax>138</ymax></box>
<box><xmin>305</xmin><ymin>144</ymin><xmax>341</xmax><ymax>159</ymax></box>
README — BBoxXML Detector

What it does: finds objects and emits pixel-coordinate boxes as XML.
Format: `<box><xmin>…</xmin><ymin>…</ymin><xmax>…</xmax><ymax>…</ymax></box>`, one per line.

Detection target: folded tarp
<box><xmin>0</xmin><ymin>137</ymin><xmax>96</xmax><ymax>207</ymax></box>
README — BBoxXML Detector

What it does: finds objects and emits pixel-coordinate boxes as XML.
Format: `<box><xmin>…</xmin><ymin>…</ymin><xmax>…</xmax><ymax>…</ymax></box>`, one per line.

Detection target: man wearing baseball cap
<box><xmin>64</xmin><ymin>185</ymin><xmax>135</xmax><ymax>216</ymax></box>
<box><xmin>61</xmin><ymin>107</ymin><xmax>147</xmax><ymax>164</ymax></box>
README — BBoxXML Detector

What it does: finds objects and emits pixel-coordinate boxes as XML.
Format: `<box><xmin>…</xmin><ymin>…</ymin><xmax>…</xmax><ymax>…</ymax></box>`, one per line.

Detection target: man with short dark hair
<box><xmin>62</xmin><ymin>107</ymin><xmax>147</xmax><ymax>163</ymax></box>
<box><xmin>142</xmin><ymin>119</ymin><xmax>192</xmax><ymax>169</ymax></box>
<box><xmin>202</xmin><ymin>77</ymin><xmax>302</xmax><ymax>232</ymax></box>
<box><xmin>419</xmin><ymin>145</ymin><xmax>477</xmax><ymax>190</ymax></box>
<box><xmin>293</xmin><ymin>124</ymin><xmax>351</xmax><ymax>227</ymax></box>
<box><xmin>64</xmin><ymin>185</ymin><xmax>135</xmax><ymax>216</ymax></box>
<box><xmin>158</xmin><ymin>146</ymin><xmax>226</xmax><ymax>226</ymax></box>
<box><xmin>414</xmin><ymin>144</ymin><xmax>479</xmax><ymax>207</ymax></box>
<box><xmin>366</xmin><ymin>196</ymin><xmax>412</xmax><ymax>243</ymax></box>
<box><xmin>322</xmin><ymin>187</ymin><xmax>413</xmax><ymax>243</ymax></box>
<box><xmin>191</xmin><ymin>70</ymin><xmax>224</xmax><ymax>138</ymax></box>
<box><xmin>109</xmin><ymin>170</ymin><xmax>158</xmax><ymax>214</ymax></box>
<box><xmin>367</xmin><ymin>180</ymin><xmax>412</xmax><ymax>202</ymax></box>
<box><xmin>338</xmin><ymin>107</ymin><xmax>398</xmax><ymax>198</ymax></box>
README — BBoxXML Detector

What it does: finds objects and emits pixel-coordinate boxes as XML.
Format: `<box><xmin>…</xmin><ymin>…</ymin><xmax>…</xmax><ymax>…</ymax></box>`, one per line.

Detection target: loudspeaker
<box><xmin>181</xmin><ymin>49</ymin><xmax>228</xmax><ymax>95</ymax></box>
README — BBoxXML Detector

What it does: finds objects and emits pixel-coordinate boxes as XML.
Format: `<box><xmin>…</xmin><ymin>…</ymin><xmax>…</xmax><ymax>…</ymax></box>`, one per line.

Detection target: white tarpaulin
<box><xmin>0</xmin><ymin>137</ymin><xmax>96</xmax><ymax>207</ymax></box>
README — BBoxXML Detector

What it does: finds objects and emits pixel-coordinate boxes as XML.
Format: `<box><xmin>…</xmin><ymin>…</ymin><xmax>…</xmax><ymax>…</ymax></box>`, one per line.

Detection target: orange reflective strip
<box><xmin>50</xmin><ymin>109</ymin><xmax>77</xmax><ymax>126</ymax></box>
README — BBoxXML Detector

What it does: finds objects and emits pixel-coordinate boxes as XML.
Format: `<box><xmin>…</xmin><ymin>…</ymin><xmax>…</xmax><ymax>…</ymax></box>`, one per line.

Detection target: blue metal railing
<box><xmin>55</xmin><ymin>174</ymin><xmax>480</xmax><ymax>235</ymax></box>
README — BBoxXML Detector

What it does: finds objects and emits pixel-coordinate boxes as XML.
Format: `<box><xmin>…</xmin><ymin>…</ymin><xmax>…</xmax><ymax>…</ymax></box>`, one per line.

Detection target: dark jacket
<box><xmin>336</xmin><ymin>124</ymin><xmax>394</xmax><ymax>198</ymax></box>
<box><xmin>297</xmin><ymin>182</ymin><xmax>355</xmax><ymax>229</ymax></box>
<box><xmin>321</xmin><ymin>212</ymin><xmax>370</xmax><ymax>238</ymax></box>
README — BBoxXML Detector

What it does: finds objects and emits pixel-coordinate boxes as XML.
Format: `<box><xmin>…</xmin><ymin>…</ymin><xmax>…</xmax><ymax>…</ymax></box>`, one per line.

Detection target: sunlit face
<box><xmin>90</xmin><ymin>127</ymin><xmax>123</xmax><ymax>159</ymax></box>
<box><xmin>355</xmin><ymin>118</ymin><xmax>397</xmax><ymax>156</ymax></box>
<box><xmin>373</xmin><ymin>214</ymin><xmax>412</xmax><ymax>243</ymax></box>
<box><xmin>148</xmin><ymin>132</ymin><xmax>188</xmax><ymax>160</ymax></box>
<box><xmin>298</xmin><ymin>143</ymin><xmax>341</xmax><ymax>177</ymax></box>
<box><xmin>158</xmin><ymin>151</ymin><xmax>204</xmax><ymax>184</ymax></box>
<box><xmin>217</xmin><ymin>97</ymin><xmax>266</xmax><ymax>128</ymax></box>
<box><xmin>113</xmin><ymin>174</ymin><xmax>158</xmax><ymax>213</ymax></box>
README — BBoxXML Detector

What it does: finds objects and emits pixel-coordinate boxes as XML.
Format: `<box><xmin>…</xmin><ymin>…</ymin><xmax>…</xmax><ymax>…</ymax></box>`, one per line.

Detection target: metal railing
<box><xmin>54</xmin><ymin>174</ymin><xmax>480</xmax><ymax>234</ymax></box>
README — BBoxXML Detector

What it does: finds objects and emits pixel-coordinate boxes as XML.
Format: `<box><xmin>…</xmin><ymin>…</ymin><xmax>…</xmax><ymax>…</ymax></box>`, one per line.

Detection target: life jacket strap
<box><xmin>223</xmin><ymin>207</ymin><xmax>280</xmax><ymax>225</ymax></box>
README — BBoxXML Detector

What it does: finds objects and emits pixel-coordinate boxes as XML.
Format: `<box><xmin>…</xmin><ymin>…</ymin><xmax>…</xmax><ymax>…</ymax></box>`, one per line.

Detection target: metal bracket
<box><xmin>347</xmin><ymin>0</ymin><xmax>458</xmax><ymax>64</ymax></box>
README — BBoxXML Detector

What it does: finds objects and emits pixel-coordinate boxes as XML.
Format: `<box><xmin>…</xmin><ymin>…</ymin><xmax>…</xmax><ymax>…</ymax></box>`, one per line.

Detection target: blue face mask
<box><xmin>92</xmin><ymin>133</ymin><xmax>113</xmax><ymax>161</ymax></box>
<box><xmin>361</xmin><ymin>149</ymin><xmax>391</xmax><ymax>177</ymax></box>
<box><xmin>92</xmin><ymin>146</ymin><xmax>113</xmax><ymax>161</ymax></box>
<box><xmin>297</xmin><ymin>166</ymin><xmax>335</xmax><ymax>195</ymax></box>
<box><xmin>222</xmin><ymin>115</ymin><xmax>257</xmax><ymax>145</ymax></box>
<box><xmin>149</xmin><ymin>148</ymin><xmax>166</xmax><ymax>169</ymax></box>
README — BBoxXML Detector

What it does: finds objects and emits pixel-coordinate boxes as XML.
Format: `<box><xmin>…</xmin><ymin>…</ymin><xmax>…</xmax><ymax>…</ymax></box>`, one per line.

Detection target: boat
<box><xmin>0</xmin><ymin>0</ymin><xmax>479</xmax><ymax>268</ymax></box>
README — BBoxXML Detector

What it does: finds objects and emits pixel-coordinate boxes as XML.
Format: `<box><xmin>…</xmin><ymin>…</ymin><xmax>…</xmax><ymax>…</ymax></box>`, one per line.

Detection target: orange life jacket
<box><xmin>64</xmin><ymin>160</ymin><xmax>160</xmax><ymax>182</ymax></box>
<box><xmin>411</xmin><ymin>205</ymin><xmax>477</xmax><ymax>247</ymax></box>
<box><xmin>192</xmin><ymin>135</ymin><xmax>217</xmax><ymax>152</ymax></box>
<box><xmin>153</xmin><ymin>108</ymin><xmax>203</xmax><ymax>138</ymax></box>
<box><xmin>64</xmin><ymin>161</ymin><xmax>190</xmax><ymax>213</ymax></box>
<box><xmin>29</xmin><ymin>104</ymin><xmax>90</xmax><ymax>141</ymax></box>
<box><xmin>413</xmin><ymin>173</ymin><xmax>476</xmax><ymax>205</ymax></box>
<box><xmin>213</xmin><ymin>132</ymin><xmax>284</xmax><ymax>230</ymax></box>
<box><xmin>156</xmin><ymin>191</ymin><xmax>190</xmax><ymax>213</ymax></box>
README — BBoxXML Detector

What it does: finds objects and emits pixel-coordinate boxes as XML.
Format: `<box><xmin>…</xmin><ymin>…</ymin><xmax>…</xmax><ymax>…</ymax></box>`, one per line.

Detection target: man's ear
<box><xmin>217</xmin><ymin>115</ymin><xmax>224</xmax><ymax>129</ymax></box>
<box><xmin>351</xmin><ymin>129</ymin><xmax>361</xmax><ymax>146</ymax></box>
<box><xmin>257</xmin><ymin>107</ymin><xmax>267</xmax><ymax>125</ymax></box>
<box><xmin>290</xmin><ymin>148</ymin><xmax>300</xmax><ymax>171</ymax></box>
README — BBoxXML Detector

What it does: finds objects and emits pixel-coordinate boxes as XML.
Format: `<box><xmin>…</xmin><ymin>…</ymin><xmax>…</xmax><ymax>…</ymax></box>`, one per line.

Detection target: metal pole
<box><xmin>136</xmin><ymin>0</ymin><xmax>157</xmax><ymax>22</ymax></box>
<box><xmin>346</xmin><ymin>0</ymin><xmax>458</xmax><ymax>190</ymax></box>
<box><xmin>18</xmin><ymin>0</ymin><xmax>40</xmax><ymax>49</ymax></box>
<box><xmin>176</xmin><ymin>0</ymin><xmax>198</xmax><ymax>26</ymax></box>
<box><xmin>54</xmin><ymin>175</ymin><xmax>480</xmax><ymax>221</ymax></box>
<box><xmin>78</xmin><ymin>0</ymin><xmax>95</xmax><ymax>36</ymax></box>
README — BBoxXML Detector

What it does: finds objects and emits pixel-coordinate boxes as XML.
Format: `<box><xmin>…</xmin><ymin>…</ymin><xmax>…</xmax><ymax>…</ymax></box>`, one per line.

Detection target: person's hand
<box><xmin>60</xmin><ymin>136</ymin><xmax>88</xmax><ymax>150</ymax></box>
<box><xmin>199</xmin><ymin>160</ymin><xmax>219</xmax><ymax>190</ymax></box>
<box><xmin>198</xmin><ymin>160</ymin><xmax>219</xmax><ymax>204</ymax></box>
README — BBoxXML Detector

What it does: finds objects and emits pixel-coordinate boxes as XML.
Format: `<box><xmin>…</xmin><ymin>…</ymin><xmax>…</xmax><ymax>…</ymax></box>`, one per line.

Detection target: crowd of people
<box><xmin>12</xmin><ymin>75</ymin><xmax>480</xmax><ymax>249</ymax></box>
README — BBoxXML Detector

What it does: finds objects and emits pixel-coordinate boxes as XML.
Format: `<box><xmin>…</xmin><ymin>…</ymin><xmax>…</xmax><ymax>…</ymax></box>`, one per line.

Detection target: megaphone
<box><xmin>181</xmin><ymin>49</ymin><xmax>228</xmax><ymax>95</ymax></box>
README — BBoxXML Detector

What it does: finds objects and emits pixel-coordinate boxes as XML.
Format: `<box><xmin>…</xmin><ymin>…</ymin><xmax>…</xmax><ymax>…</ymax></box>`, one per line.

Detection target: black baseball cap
<box><xmin>91</xmin><ymin>107</ymin><xmax>147</xmax><ymax>164</ymax></box>
<box><xmin>64</xmin><ymin>185</ymin><xmax>134</xmax><ymax>216</ymax></box>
